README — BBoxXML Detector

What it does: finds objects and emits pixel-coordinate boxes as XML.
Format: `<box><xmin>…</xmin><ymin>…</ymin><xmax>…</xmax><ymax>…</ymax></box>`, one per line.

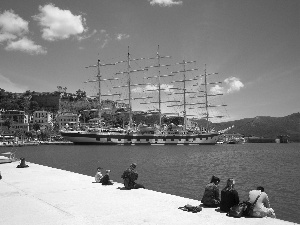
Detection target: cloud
<box><xmin>5</xmin><ymin>37</ymin><xmax>47</xmax><ymax>55</ymax></box>
<box><xmin>0</xmin><ymin>10</ymin><xmax>46</xmax><ymax>55</ymax></box>
<box><xmin>224</xmin><ymin>77</ymin><xmax>244</xmax><ymax>93</ymax></box>
<box><xmin>0</xmin><ymin>10</ymin><xmax>29</xmax><ymax>42</ymax></box>
<box><xmin>96</xmin><ymin>30</ymin><xmax>111</xmax><ymax>48</ymax></box>
<box><xmin>148</xmin><ymin>0</ymin><xmax>183</xmax><ymax>7</ymax></box>
<box><xmin>77</xmin><ymin>29</ymin><xmax>97</xmax><ymax>41</ymax></box>
<box><xmin>0</xmin><ymin>73</ymin><xmax>28</xmax><ymax>93</ymax></box>
<box><xmin>33</xmin><ymin>4</ymin><xmax>86</xmax><ymax>41</ymax></box>
<box><xmin>116</xmin><ymin>33</ymin><xmax>130</xmax><ymax>41</ymax></box>
<box><xmin>210</xmin><ymin>85</ymin><xmax>224</xmax><ymax>94</ymax></box>
<box><xmin>132</xmin><ymin>84</ymin><xmax>174</xmax><ymax>93</ymax></box>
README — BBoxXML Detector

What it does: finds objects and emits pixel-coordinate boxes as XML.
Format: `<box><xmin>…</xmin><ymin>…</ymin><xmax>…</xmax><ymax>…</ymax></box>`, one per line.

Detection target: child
<box><xmin>95</xmin><ymin>167</ymin><xmax>103</xmax><ymax>183</ymax></box>
<box><xmin>102</xmin><ymin>170</ymin><xmax>113</xmax><ymax>185</ymax></box>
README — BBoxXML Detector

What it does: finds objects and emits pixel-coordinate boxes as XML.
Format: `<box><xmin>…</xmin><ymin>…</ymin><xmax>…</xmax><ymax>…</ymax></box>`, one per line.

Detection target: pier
<box><xmin>0</xmin><ymin>160</ymin><xmax>297</xmax><ymax>225</ymax></box>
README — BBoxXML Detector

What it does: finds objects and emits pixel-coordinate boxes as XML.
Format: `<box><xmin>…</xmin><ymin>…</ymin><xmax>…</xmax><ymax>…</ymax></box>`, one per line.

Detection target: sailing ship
<box><xmin>60</xmin><ymin>47</ymin><xmax>226</xmax><ymax>145</ymax></box>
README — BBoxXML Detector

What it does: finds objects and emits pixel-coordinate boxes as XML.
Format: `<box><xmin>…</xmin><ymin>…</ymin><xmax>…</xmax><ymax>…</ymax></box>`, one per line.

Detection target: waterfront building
<box><xmin>56</xmin><ymin>113</ymin><xmax>79</xmax><ymax>129</ymax></box>
<box><xmin>0</xmin><ymin>110</ymin><xmax>29</xmax><ymax>135</ymax></box>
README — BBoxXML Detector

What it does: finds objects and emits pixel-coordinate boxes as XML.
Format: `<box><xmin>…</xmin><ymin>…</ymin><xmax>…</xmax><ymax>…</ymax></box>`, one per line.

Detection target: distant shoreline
<box><xmin>0</xmin><ymin>141</ymin><xmax>73</xmax><ymax>147</ymax></box>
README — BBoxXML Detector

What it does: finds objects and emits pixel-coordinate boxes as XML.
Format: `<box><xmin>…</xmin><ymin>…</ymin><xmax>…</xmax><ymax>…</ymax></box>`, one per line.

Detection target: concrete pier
<box><xmin>0</xmin><ymin>161</ymin><xmax>297</xmax><ymax>225</ymax></box>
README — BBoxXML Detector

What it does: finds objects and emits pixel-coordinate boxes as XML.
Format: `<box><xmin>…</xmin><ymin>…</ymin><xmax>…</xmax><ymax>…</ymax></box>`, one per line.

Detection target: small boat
<box><xmin>0</xmin><ymin>152</ymin><xmax>18</xmax><ymax>164</ymax></box>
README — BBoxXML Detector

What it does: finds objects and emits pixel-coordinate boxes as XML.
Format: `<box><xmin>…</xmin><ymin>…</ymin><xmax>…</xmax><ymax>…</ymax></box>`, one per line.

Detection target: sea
<box><xmin>1</xmin><ymin>142</ymin><xmax>299</xmax><ymax>223</ymax></box>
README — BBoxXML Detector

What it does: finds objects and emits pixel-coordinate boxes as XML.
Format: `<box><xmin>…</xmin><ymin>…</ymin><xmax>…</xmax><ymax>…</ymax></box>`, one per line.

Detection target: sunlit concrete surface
<box><xmin>0</xmin><ymin>161</ymin><xmax>297</xmax><ymax>225</ymax></box>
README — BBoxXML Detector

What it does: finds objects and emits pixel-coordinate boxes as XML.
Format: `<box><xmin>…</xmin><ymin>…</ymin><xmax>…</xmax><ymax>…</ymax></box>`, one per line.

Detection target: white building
<box><xmin>33</xmin><ymin>110</ymin><xmax>52</xmax><ymax>124</ymax></box>
<box><xmin>56</xmin><ymin>113</ymin><xmax>79</xmax><ymax>129</ymax></box>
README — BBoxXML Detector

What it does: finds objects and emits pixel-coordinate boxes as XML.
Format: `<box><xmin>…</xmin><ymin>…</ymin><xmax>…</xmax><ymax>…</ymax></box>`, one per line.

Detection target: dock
<box><xmin>0</xmin><ymin>160</ymin><xmax>297</xmax><ymax>225</ymax></box>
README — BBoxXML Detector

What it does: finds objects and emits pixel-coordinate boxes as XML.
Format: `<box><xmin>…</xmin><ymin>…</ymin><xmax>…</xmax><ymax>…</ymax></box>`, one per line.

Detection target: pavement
<box><xmin>0</xmin><ymin>160</ymin><xmax>297</xmax><ymax>225</ymax></box>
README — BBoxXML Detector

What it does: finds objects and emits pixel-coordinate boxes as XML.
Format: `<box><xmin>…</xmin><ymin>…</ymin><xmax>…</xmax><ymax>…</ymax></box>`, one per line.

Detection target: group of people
<box><xmin>95</xmin><ymin>163</ymin><xmax>145</xmax><ymax>189</ymax></box>
<box><xmin>201</xmin><ymin>175</ymin><xmax>276</xmax><ymax>218</ymax></box>
<box><xmin>94</xmin><ymin>167</ymin><xmax>113</xmax><ymax>185</ymax></box>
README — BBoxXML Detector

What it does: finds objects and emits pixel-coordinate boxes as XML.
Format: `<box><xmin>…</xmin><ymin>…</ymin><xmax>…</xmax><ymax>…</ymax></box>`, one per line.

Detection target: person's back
<box><xmin>201</xmin><ymin>175</ymin><xmax>220</xmax><ymax>207</ymax></box>
<box><xmin>248</xmin><ymin>187</ymin><xmax>276</xmax><ymax>218</ymax></box>
<box><xmin>220</xmin><ymin>178</ymin><xmax>239</xmax><ymax>212</ymax></box>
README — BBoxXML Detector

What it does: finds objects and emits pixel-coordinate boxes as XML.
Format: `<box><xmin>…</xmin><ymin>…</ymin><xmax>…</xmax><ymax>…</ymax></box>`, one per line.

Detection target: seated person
<box><xmin>248</xmin><ymin>186</ymin><xmax>276</xmax><ymax>218</ymax></box>
<box><xmin>16</xmin><ymin>158</ymin><xmax>29</xmax><ymax>168</ymax></box>
<box><xmin>94</xmin><ymin>167</ymin><xmax>103</xmax><ymax>183</ymax></box>
<box><xmin>121</xmin><ymin>163</ymin><xmax>145</xmax><ymax>189</ymax></box>
<box><xmin>220</xmin><ymin>178</ymin><xmax>239</xmax><ymax>212</ymax></box>
<box><xmin>201</xmin><ymin>175</ymin><xmax>220</xmax><ymax>207</ymax></box>
<box><xmin>102</xmin><ymin>170</ymin><xmax>113</xmax><ymax>185</ymax></box>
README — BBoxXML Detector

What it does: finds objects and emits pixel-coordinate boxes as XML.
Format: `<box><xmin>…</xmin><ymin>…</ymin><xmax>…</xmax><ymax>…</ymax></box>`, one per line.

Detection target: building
<box><xmin>0</xmin><ymin>110</ymin><xmax>29</xmax><ymax>135</ymax></box>
<box><xmin>56</xmin><ymin>113</ymin><xmax>79</xmax><ymax>129</ymax></box>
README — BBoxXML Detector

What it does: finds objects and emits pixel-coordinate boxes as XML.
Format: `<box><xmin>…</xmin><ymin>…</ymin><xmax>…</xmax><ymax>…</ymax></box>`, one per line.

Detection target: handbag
<box><xmin>227</xmin><ymin>203</ymin><xmax>245</xmax><ymax>218</ymax></box>
<box><xmin>243</xmin><ymin>193</ymin><xmax>261</xmax><ymax>217</ymax></box>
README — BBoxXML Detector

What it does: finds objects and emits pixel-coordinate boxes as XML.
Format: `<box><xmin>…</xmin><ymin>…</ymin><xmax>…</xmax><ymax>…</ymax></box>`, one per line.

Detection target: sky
<box><xmin>0</xmin><ymin>0</ymin><xmax>299</xmax><ymax>122</ymax></box>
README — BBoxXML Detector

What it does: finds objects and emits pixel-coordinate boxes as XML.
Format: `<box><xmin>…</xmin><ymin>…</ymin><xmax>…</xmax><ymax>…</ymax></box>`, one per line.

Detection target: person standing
<box><xmin>220</xmin><ymin>178</ymin><xmax>240</xmax><ymax>212</ymax></box>
<box><xmin>201</xmin><ymin>175</ymin><xmax>221</xmax><ymax>207</ymax></box>
<box><xmin>248</xmin><ymin>186</ymin><xmax>276</xmax><ymax>218</ymax></box>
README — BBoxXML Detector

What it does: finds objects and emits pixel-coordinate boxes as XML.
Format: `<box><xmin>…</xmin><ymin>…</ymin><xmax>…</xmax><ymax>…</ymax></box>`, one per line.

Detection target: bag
<box><xmin>243</xmin><ymin>193</ymin><xmax>261</xmax><ymax>217</ymax></box>
<box><xmin>179</xmin><ymin>205</ymin><xmax>202</xmax><ymax>213</ymax></box>
<box><xmin>228</xmin><ymin>203</ymin><xmax>245</xmax><ymax>218</ymax></box>
<box><xmin>243</xmin><ymin>201</ymin><xmax>254</xmax><ymax>217</ymax></box>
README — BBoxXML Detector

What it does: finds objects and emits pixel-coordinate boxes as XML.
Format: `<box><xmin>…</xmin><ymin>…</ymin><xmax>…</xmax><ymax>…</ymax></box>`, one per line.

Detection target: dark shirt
<box><xmin>121</xmin><ymin>169</ymin><xmax>138</xmax><ymax>189</ymax></box>
<box><xmin>201</xmin><ymin>183</ymin><xmax>220</xmax><ymax>206</ymax></box>
<box><xmin>102</xmin><ymin>174</ymin><xmax>113</xmax><ymax>185</ymax></box>
<box><xmin>220</xmin><ymin>189</ymin><xmax>239</xmax><ymax>212</ymax></box>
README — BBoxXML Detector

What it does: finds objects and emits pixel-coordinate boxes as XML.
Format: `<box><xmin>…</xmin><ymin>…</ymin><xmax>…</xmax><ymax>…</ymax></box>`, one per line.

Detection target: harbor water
<box><xmin>1</xmin><ymin>143</ymin><xmax>299</xmax><ymax>223</ymax></box>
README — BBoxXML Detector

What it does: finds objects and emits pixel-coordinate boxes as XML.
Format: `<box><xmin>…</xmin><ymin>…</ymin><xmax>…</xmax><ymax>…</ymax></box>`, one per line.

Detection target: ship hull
<box><xmin>60</xmin><ymin>131</ymin><xmax>220</xmax><ymax>145</ymax></box>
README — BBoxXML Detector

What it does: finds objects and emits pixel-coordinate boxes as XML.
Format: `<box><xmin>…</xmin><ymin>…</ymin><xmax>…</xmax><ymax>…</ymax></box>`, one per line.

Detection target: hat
<box><xmin>97</xmin><ymin>167</ymin><xmax>103</xmax><ymax>170</ymax></box>
<box><xmin>130</xmin><ymin>163</ymin><xmax>137</xmax><ymax>168</ymax></box>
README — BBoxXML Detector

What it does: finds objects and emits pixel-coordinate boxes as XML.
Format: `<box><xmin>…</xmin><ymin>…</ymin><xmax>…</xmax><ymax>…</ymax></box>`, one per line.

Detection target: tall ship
<box><xmin>60</xmin><ymin>47</ymin><xmax>226</xmax><ymax>145</ymax></box>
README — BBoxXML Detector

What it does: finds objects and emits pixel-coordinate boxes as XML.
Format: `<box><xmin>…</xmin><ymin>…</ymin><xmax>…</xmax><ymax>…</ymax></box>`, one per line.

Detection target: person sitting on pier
<box><xmin>201</xmin><ymin>175</ymin><xmax>220</xmax><ymax>207</ymax></box>
<box><xmin>102</xmin><ymin>170</ymin><xmax>113</xmax><ymax>185</ymax></box>
<box><xmin>220</xmin><ymin>178</ymin><xmax>239</xmax><ymax>212</ymax></box>
<box><xmin>95</xmin><ymin>167</ymin><xmax>103</xmax><ymax>183</ymax></box>
<box><xmin>121</xmin><ymin>163</ymin><xmax>145</xmax><ymax>190</ymax></box>
<box><xmin>16</xmin><ymin>158</ymin><xmax>29</xmax><ymax>168</ymax></box>
<box><xmin>248</xmin><ymin>186</ymin><xmax>276</xmax><ymax>218</ymax></box>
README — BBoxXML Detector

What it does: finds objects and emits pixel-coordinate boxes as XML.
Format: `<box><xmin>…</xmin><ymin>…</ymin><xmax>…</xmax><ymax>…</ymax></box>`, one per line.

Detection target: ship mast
<box><xmin>167</xmin><ymin>60</ymin><xmax>198</xmax><ymax>131</ymax></box>
<box><xmin>115</xmin><ymin>47</ymin><xmax>148</xmax><ymax>129</ymax></box>
<box><xmin>197</xmin><ymin>65</ymin><xmax>226</xmax><ymax>132</ymax></box>
<box><xmin>85</xmin><ymin>59</ymin><xmax>118</xmax><ymax>127</ymax></box>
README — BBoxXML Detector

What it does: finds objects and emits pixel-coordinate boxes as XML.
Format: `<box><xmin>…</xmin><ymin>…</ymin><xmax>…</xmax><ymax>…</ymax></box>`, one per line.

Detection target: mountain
<box><xmin>211</xmin><ymin>113</ymin><xmax>300</xmax><ymax>142</ymax></box>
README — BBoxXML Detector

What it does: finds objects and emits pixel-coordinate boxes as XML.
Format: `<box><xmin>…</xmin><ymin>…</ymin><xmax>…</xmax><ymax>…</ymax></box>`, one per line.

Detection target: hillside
<box><xmin>211</xmin><ymin>113</ymin><xmax>300</xmax><ymax>142</ymax></box>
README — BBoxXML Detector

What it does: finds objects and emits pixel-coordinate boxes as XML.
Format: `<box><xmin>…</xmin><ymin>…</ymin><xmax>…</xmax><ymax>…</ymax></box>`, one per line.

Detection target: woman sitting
<box><xmin>220</xmin><ymin>178</ymin><xmax>239</xmax><ymax>212</ymax></box>
<box><xmin>201</xmin><ymin>175</ymin><xmax>221</xmax><ymax>207</ymax></box>
<box><xmin>248</xmin><ymin>186</ymin><xmax>276</xmax><ymax>218</ymax></box>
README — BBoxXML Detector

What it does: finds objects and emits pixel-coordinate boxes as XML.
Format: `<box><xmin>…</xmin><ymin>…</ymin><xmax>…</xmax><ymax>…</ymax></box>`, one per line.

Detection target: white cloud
<box><xmin>0</xmin><ymin>10</ymin><xmax>46</xmax><ymax>55</ymax></box>
<box><xmin>210</xmin><ymin>85</ymin><xmax>224</xmax><ymax>94</ymax></box>
<box><xmin>77</xmin><ymin>29</ymin><xmax>97</xmax><ymax>41</ymax></box>
<box><xmin>5</xmin><ymin>37</ymin><xmax>47</xmax><ymax>55</ymax></box>
<box><xmin>0</xmin><ymin>73</ymin><xmax>28</xmax><ymax>93</ymax></box>
<box><xmin>148</xmin><ymin>0</ymin><xmax>183</xmax><ymax>7</ymax></box>
<box><xmin>132</xmin><ymin>84</ymin><xmax>174</xmax><ymax>93</ymax></box>
<box><xmin>0</xmin><ymin>10</ymin><xmax>29</xmax><ymax>42</ymax></box>
<box><xmin>33</xmin><ymin>4</ymin><xmax>86</xmax><ymax>41</ymax></box>
<box><xmin>96</xmin><ymin>30</ymin><xmax>111</xmax><ymax>48</ymax></box>
<box><xmin>116</xmin><ymin>33</ymin><xmax>130</xmax><ymax>41</ymax></box>
<box><xmin>224</xmin><ymin>77</ymin><xmax>244</xmax><ymax>93</ymax></box>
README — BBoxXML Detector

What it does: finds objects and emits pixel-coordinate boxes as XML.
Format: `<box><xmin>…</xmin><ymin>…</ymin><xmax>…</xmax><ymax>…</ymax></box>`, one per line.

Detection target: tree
<box><xmin>33</xmin><ymin>123</ymin><xmax>41</xmax><ymax>131</ymax></box>
<box><xmin>3</xmin><ymin>119</ymin><xmax>12</xmax><ymax>130</ymax></box>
